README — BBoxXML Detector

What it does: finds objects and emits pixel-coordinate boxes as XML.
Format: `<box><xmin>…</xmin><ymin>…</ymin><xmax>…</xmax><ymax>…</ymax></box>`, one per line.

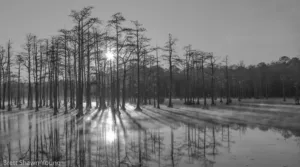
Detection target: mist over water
<box><xmin>0</xmin><ymin>105</ymin><xmax>299</xmax><ymax>167</ymax></box>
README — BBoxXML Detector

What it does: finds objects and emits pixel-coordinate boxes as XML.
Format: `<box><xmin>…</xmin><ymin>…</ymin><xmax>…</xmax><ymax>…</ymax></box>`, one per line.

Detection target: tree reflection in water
<box><xmin>0</xmin><ymin>108</ymin><xmax>300</xmax><ymax>167</ymax></box>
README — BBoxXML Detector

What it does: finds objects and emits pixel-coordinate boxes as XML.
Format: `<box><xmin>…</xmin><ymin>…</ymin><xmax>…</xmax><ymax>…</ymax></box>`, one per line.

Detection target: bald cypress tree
<box><xmin>59</xmin><ymin>29</ymin><xmax>69</xmax><ymax>114</ymax></box>
<box><xmin>208</xmin><ymin>53</ymin><xmax>217</xmax><ymax>106</ymax></box>
<box><xmin>7</xmin><ymin>40</ymin><xmax>12</xmax><ymax>111</ymax></box>
<box><xmin>33</xmin><ymin>36</ymin><xmax>39</xmax><ymax>112</ymax></box>
<box><xmin>163</xmin><ymin>34</ymin><xmax>178</xmax><ymax>108</ymax></box>
<box><xmin>130</xmin><ymin>20</ymin><xmax>147</xmax><ymax>111</ymax></box>
<box><xmin>69</xmin><ymin>6</ymin><xmax>99</xmax><ymax>117</ymax></box>
<box><xmin>108</xmin><ymin>12</ymin><xmax>131</xmax><ymax>113</ymax></box>
<box><xmin>16</xmin><ymin>55</ymin><xmax>23</xmax><ymax>110</ymax></box>
<box><xmin>0</xmin><ymin>46</ymin><xmax>4</xmax><ymax>109</ymax></box>
<box><xmin>225</xmin><ymin>55</ymin><xmax>231</xmax><ymax>105</ymax></box>
<box><xmin>23</xmin><ymin>34</ymin><xmax>34</xmax><ymax>110</ymax></box>
<box><xmin>155</xmin><ymin>46</ymin><xmax>161</xmax><ymax>109</ymax></box>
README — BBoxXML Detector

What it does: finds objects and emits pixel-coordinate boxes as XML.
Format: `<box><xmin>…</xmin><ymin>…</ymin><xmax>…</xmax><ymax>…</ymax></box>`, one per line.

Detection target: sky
<box><xmin>1</xmin><ymin>0</ymin><xmax>300</xmax><ymax>65</ymax></box>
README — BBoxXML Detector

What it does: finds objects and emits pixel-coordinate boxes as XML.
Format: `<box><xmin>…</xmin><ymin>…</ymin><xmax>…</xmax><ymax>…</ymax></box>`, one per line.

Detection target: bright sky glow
<box><xmin>106</xmin><ymin>50</ymin><xmax>114</xmax><ymax>61</ymax></box>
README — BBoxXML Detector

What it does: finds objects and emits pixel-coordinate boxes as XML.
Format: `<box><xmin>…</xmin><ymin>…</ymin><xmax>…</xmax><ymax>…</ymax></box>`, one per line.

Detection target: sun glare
<box><xmin>106</xmin><ymin>50</ymin><xmax>114</xmax><ymax>60</ymax></box>
<box><xmin>106</xmin><ymin>129</ymin><xmax>117</xmax><ymax>143</ymax></box>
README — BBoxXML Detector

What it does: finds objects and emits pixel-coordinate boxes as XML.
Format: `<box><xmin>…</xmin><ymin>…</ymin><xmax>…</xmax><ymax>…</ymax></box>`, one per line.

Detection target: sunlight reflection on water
<box><xmin>105</xmin><ymin>109</ymin><xmax>117</xmax><ymax>143</ymax></box>
<box><xmin>0</xmin><ymin>106</ymin><xmax>300</xmax><ymax>167</ymax></box>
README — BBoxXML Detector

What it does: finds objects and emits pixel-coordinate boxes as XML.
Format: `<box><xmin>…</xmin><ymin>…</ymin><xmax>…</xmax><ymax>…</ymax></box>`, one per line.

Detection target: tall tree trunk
<box><xmin>53</xmin><ymin>42</ymin><xmax>58</xmax><ymax>115</ymax></box>
<box><xmin>201</xmin><ymin>56</ymin><xmax>206</xmax><ymax>106</ymax></box>
<box><xmin>121</xmin><ymin>63</ymin><xmax>126</xmax><ymax>110</ymax></box>
<box><xmin>116</xmin><ymin>21</ymin><xmax>120</xmax><ymax>113</ymax></box>
<box><xmin>101</xmin><ymin>62</ymin><xmax>107</xmax><ymax>109</ymax></box>
<box><xmin>143</xmin><ymin>53</ymin><xmax>147</xmax><ymax>105</ymax></box>
<box><xmin>225</xmin><ymin>56</ymin><xmax>231</xmax><ymax>105</ymax></box>
<box><xmin>22</xmin><ymin>83</ymin><xmax>25</xmax><ymax>104</ymax></box>
<box><xmin>34</xmin><ymin>37</ymin><xmax>39</xmax><ymax>112</ymax></box>
<box><xmin>86</xmin><ymin>28</ymin><xmax>91</xmax><ymax>110</ymax></box>
<box><xmin>68</xmin><ymin>50</ymin><xmax>73</xmax><ymax>109</ymax></box>
<box><xmin>156</xmin><ymin>48</ymin><xmax>160</xmax><ymax>109</ymax></box>
<box><xmin>135</xmin><ymin>29</ymin><xmax>142</xmax><ymax>111</ymax></box>
<box><xmin>220</xmin><ymin>82</ymin><xmax>223</xmax><ymax>103</ymax></box>
<box><xmin>17</xmin><ymin>61</ymin><xmax>21</xmax><ymax>109</ymax></box>
<box><xmin>76</xmin><ymin>20</ymin><xmax>84</xmax><ymax>117</ymax></box>
<box><xmin>77</xmin><ymin>21</ymin><xmax>84</xmax><ymax>117</ymax></box>
<box><xmin>168</xmin><ymin>34</ymin><xmax>173</xmax><ymax>108</ymax></box>
<box><xmin>95</xmin><ymin>52</ymin><xmax>100</xmax><ymax>109</ymax></box>
<box><xmin>49</xmin><ymin>54</ymin><xmax>53</xmax><ymax>108</ymax></box>
<box><xmin>110</xmin><ymin>60</ymin><xmax>114</xmax><ymax>112</ymax></box>
<box><xmin>210</xmin><ymin>56</ymin><xmax>215</xmax><ymax>105</ymax></box>
<box><xmin>42</xmin><ymin>56</ymin><xmax>46</xmax><ymax>106</ymax></box>
<box><xmin>94</xmin><ymin>32</ymin><xmax>100</xmax><ymax>109</ymax></box>
<box><xmin>7</xmin><ymin>41</ymin><xmax>11</xmax><ymax>111</ymax></box>
<box><xmin>2</xmin><ymin>78</ymin><xmax>6</xmax><ymax>109</ymax></box>
<box><xmin>28</xmin><ymin>42</ymin><xmax>33</xmax><ymax>109</ymax></box>
<box><xmin>64</xmin><ymin>33</ymin><xmax>68</xmax><ymax>114</ymax></box>
<box><xmin>73</xmin><ymin>43</ymin><xmax>77</xmax><ymax>109</ymax></box>
<box><xmin>0</xmin><ymin>56</ymin><xmax>2</xmax><ymax>109</ymax></box>
<box><xmin>39</xmin><ymin>48</ymin><xmax>43</xmax><ymax>107</ymax></box>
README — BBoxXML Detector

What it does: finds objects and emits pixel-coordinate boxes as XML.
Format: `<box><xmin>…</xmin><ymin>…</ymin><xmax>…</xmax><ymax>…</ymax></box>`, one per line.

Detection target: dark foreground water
<box><xmin>0</xmin><ymin>107</ymin><xmax>300</xmax><ymax>167</ymax></box>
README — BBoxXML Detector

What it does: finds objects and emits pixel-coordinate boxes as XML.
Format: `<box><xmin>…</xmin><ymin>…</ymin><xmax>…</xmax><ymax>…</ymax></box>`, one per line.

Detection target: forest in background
<box><xmin>0</xmin><ymin>6</ymin><xmax>299</xmax><ymax>117</ymax></box>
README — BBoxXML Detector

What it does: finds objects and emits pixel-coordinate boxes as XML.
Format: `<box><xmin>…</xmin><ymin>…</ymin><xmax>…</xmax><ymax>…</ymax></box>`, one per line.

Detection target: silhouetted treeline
<box><xmin>0</xmin><ymin>7</ymin><xmax>300</xmax><ymax>116</ymax></box>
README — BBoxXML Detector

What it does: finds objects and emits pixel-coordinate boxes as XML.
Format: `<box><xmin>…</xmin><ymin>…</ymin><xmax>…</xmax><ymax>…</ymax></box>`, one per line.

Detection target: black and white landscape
<box><xmin>1</xmin><ymin>1</ymin><xmax>300</xmax><ymax>167</ymax></box>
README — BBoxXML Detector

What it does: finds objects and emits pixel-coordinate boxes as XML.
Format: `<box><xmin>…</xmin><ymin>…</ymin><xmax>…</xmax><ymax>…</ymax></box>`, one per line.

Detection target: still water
<box><xmin>0</xmin><ymin>107</ymin><xmax>299</xmax><ymax>167</ymax></box>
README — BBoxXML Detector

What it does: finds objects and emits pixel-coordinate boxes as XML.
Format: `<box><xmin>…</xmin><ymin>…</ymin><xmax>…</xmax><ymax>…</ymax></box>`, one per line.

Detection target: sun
<box><xmin>106</xmin><ymin>50</ymin><xmax>114</xmax><ymax>60</ymax></box>
<box><xmin>106</xmin><ymin>129</ymin><xmax>116</xmax><ymax>143</ymax></box>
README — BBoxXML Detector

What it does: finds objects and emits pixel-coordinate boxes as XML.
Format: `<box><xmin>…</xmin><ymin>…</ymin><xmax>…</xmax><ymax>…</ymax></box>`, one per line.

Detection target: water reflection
<box><xmin>0</xmin><ymin>108</ymin><xmax>300</xmax><ymax>167</ymax></box>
